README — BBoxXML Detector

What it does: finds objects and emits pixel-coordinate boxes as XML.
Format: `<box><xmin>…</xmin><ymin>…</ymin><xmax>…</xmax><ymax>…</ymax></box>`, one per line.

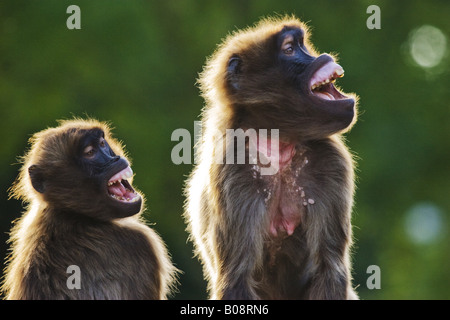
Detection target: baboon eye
<box><xmin>283</xmin><ymin>46</ymin><xmax>294</xmax><ymax>55</ymax></box>
<box><xmin>281</xmin><ymin>36</ymin><xmax>295</xmax><ymax>55</ymax></box>
<box><xmin>83</xmin><ymin>145</ymin><xmax>96</xmax><ymax>158</ymax></box>
<box><xmin>99</xmin><ymin>138</ymin><xmax>106</xmax><ymax>148</ymax></box>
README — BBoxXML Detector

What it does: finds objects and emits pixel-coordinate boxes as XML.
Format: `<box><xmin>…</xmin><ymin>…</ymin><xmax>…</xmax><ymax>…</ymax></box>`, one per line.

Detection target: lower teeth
<box><xmin>110</xmin><ymin>194</ymin><xmax>139</xmax><ymax>202</ymax></box>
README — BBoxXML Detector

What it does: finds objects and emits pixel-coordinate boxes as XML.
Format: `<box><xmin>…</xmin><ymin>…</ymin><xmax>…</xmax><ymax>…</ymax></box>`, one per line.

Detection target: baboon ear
<box><xmin>227</xmin><ymin>54</ymin><xmax>242</xmax><ymax>90</ymax></box>
<box><xmin>28</xmin><ymin>165</ymin><xmax>45</xmax><ymax>193</ymax></box>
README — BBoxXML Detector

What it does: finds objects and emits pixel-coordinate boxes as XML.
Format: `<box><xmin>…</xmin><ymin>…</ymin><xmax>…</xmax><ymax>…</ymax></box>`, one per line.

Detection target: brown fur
<box><xmin>185</xmin><ymin>16</ymin><xmax>358</xmax><ymax>299</ymax></box>
<box><xmin>2</xmin><ymin>119</ymin><xmax>177</xmax><ymax>299</ymax></box>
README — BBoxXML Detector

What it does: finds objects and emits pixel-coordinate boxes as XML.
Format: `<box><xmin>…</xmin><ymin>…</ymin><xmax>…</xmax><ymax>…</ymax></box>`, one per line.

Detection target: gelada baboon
<box><xmin>2</xmin><ymin>119</ymin><xmax>177</xmax><ymax>299</ymax></box>
<box><xmin>185</xmin><ymin>16</ymin><xmax>358</xmax><ymax>299</ymax></box>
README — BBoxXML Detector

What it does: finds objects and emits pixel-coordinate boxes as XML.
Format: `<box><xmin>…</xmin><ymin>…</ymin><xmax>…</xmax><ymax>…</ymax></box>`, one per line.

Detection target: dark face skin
<box><xmin>29</xmin><ymin>128</ymin><xmax>142</xmax><ymax>220</ymax></box>
<box><xmin>78</xmin><ymin>128</ymin><xmax>121</xmax><ymax>175</ymax></box>
<box><xmin>277</xmin><ymin>27</ymin><xmax>315</xmax><ymax>76</ymax></box>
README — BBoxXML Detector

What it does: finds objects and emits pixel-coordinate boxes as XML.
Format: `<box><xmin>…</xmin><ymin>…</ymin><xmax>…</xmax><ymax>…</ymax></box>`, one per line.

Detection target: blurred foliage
<box><xmin>0</xmin><ymin>0</ymin><xmax>449</xmax><ymax>299</ymax></box>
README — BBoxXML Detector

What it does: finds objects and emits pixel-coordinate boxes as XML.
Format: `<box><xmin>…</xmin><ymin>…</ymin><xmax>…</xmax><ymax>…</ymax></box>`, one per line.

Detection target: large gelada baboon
<box><xmin>185</xmin><ymin>16</ymin><xmax>359</xmax><ymax>299</ymax></box>
<box><xmin>2</xmin><ymin>118</ymin><xmax>177</xmax><ymax>299</ymax></box>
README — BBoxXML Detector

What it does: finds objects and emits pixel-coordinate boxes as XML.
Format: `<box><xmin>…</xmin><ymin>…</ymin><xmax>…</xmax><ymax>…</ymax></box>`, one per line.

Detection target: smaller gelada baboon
<box><xmin>2</xmin><ymin>118</ymin><xmax>177</xmax><ymax>299</ymax></box>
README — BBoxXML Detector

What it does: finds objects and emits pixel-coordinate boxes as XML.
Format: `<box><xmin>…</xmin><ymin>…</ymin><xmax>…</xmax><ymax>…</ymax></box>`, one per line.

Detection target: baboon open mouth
<box><xmin>309</xmin><ymin>61</ymin><xmax>347</xmax><ymax>101</ymax></box>
<box><xmin>107</xmin><ymin>166</ymin><xmax>140</xmax><ymax>203</ymax></box>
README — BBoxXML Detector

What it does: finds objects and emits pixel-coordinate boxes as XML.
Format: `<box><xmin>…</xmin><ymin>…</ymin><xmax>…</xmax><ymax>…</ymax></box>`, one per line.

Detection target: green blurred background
<box><xmin>0</xmin><ymin>0</ymin><xmax>448</xmax><ymax>300</ymax></box>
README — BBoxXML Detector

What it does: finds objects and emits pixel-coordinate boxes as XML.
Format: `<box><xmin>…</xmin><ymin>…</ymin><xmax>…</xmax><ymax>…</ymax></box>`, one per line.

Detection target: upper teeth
<box><xmin>108</xmin><ymin>166</ymin><xmax>133</xmax><ymax>186</ymax></box>
<box><xmin>310</xmin><ymin>64</ymin><xmax>345</xmax><ymax>91</ymax></box>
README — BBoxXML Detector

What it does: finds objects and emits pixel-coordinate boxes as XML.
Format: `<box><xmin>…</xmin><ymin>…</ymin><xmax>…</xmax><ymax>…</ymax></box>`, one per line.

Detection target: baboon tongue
<box><xmin>314</xmin><ymin>91</ymin><xmax>334</xmax><ymax>100</ymax></box>
<box><xmin>108</xmin><ymin>181</ymin><xmax>127</xmax><ymax>197</ymax></box>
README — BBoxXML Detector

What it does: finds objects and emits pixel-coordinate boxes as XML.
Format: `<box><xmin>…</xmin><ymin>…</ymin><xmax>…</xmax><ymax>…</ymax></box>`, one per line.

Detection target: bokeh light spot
<box><xmin>409</xmin><ymin>25</ymin><xmax>447</xmax><ymax>69</ymax></box>
<box><xmin>404</xmin><ymin>202</ymin><xmax>444</xmax><ymax>245</ymax></box>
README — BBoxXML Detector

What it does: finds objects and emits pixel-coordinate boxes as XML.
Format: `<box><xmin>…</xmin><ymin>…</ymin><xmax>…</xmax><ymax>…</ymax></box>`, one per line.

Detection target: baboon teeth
<box><xmin>107</xmin><ymin>166</ymin><xmax>140</xmax><ymax>203</ymax></box>
<box><xmin>109</xmin><ymin>193</ymin><xmax>140</xmax><ymax>203</ymax></box>
<box><xmin>108</xmin><ymin>166</ymin><xmax>133</xmax><ymax>185</ymax></box>
<box><xmin>310</xmin><ymin>62</ymin><xmax>344</xmax><ymax>91</ymax></box>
